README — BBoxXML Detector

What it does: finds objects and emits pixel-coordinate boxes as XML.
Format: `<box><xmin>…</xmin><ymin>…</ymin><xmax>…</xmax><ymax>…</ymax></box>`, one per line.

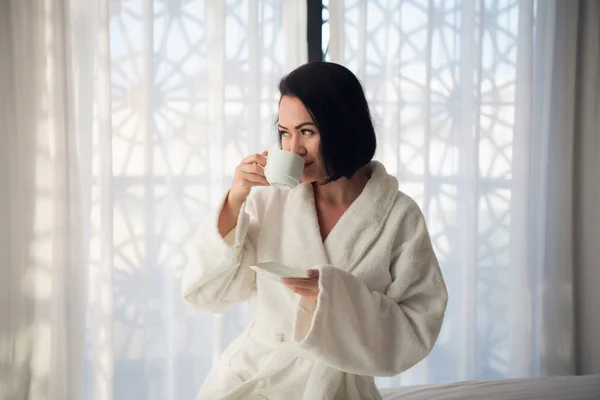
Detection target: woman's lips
<box><xmin>304</xmin><ymin>161</ymin><xmax>313</xmax><ymax>169</ymax></box>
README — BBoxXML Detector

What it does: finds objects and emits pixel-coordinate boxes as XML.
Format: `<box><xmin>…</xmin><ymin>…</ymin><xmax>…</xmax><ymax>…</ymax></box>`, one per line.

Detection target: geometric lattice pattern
<box><xmin>324</xmin><ymin>0</ymin><xmax>531</xmax><ymax>387</ymax></box>
<box><xmin>86</xmin><ymin>1</ymin><xmax>290</xmax><ymax>398</ymax></box>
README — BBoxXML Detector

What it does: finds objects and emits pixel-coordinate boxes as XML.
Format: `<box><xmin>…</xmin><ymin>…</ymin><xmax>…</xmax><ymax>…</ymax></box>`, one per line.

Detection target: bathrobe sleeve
<box><xmin>292</xmin><ymin>203</ymin><xmax>448</xmax><ymax>377</ymax></box>
<box><xmin>181</xmin><ymin>192</ymin><xmax>260</xmax><ymax>313</ymax></box>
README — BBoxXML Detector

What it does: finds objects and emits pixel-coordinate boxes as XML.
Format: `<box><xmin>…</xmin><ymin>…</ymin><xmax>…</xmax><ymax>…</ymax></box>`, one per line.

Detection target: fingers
<box><xmin>282</xmin><ymin>279</ymin><xmax>318</xmax><ymax>299</ymax></box>
<box><xmin>239</xmin><ymin>163</ymin><xmax>265</xmax><ymax>176</ymax></box>
<box><xmin>242</xmin><ymin>174</ymin><xmax>269</xmax><ymax>186</ymax></box>
<box><xmin>242</xmin><ymin>152</ymin><xmax>268</xmax><ymax>168</ymax></box>
<box><xmin>290</xmin><ymin>287</ymin><xmax>317</xmax><ymax>297</ymax></box>
<box><xmin>283</xmin><ymin>281</ymin><xmax>317</xmax><ymax>292</ymax></box>
<box><xmin>229</xmin><ymin>151</ymin><xmax>271</xmax><ymax>203</ymax></box>
<box><xmin>282</xmin><ymin>276</ymin><xmax>319</xmax><ymax>304</ymax></box>
<box><xmin>236</xmin><ymin>163</ymin><xmax>269</xmax><ymax>186</ymax></box>
<box><xmin>282</xmin><ymin>278</ymin><xmax>318</xmax><ymax>288</ymax></box>
<box><xmin>307</xmin><ymin>269</ymin><xmax>319</xmax><ymax>279</ymax></box>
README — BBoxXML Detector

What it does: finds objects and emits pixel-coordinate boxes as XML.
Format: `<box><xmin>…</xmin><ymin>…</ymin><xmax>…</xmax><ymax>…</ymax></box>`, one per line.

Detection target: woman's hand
<box><xmin>218</xmin><ymin>151</ymin><xmax>269</xmax><ymax>237</ymax></box>
<box><xmin>282</xmin><ymin>269</ymin><xmax>320</xmax><ymax>304</ymax></box>
<box><xmin>227</xmin><ymin>151</ymin><xmax>269</xmax><ymax>208</ymax></box>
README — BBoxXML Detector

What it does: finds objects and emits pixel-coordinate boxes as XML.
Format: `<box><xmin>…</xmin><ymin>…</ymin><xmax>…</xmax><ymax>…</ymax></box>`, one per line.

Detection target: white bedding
<box><xmin>380</xmin><ymin>374</ymin><xmax>600</xmax><ymax>400</ymax></box>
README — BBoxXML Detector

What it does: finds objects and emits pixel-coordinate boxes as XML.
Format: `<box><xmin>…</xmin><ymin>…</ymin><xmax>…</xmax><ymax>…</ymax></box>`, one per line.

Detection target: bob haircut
<box><xmin>278</xmin><ymin>62</ymin><xmax>377</xmax><ymax>183</ymax></box>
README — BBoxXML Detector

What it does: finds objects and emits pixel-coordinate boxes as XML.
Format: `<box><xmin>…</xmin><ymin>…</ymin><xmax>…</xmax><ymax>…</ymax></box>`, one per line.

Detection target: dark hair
<box><xmin>278</xmin><ymin>62</ymin><xmax>377</xmax><ymax>182</ymax></box>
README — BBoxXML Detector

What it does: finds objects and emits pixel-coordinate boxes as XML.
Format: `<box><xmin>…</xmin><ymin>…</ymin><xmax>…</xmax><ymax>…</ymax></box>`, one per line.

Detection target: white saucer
<box><xmin>249</xmin><ymin>262</ymin><xmax>309</xmax><ymax>280</ymax></box>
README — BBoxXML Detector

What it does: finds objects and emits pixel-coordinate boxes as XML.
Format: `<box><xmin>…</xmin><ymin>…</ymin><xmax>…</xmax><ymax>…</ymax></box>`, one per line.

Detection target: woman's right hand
<box><xmin>227</xmin><ymin>151</ymin><xmax>269</xmax><ymax>207</ymax></box>
<box><xmin>219</xmin><ymin>151</ymin><xmax>269</xmax><ymax>238</ymax></box>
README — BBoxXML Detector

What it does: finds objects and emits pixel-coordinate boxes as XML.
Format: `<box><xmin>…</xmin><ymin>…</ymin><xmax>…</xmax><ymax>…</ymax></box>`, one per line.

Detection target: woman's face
<box><xmin>277</xmin><ymin>95</ymin><xmax>323</xmax><ymax>183</ymax></box>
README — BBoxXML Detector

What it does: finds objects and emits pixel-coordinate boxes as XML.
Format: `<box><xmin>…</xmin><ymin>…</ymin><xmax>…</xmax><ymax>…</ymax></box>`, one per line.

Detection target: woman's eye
<box><xmin>301</xmin><ymin>129</ymin><xmax>314</xmax><ymax>136</ymax></box>
<box><xmin>278</xmin><ymin>130</ymin><xmax>289</xmax><ymax>137</ymax></box>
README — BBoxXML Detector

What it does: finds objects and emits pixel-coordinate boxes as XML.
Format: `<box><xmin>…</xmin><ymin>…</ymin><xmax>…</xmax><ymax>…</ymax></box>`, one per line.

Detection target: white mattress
<box><xmin>380</xmin><ymin>374</ymin><xmax>600</xmax><ymax>400</ymax></box>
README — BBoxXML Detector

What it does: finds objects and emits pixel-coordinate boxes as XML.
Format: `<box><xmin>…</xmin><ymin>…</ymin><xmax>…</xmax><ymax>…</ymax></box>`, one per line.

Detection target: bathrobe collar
<box><xmin>290</xmin><ymin>161</ymin><xmax>399</xmax><ymax>273</ymax></box>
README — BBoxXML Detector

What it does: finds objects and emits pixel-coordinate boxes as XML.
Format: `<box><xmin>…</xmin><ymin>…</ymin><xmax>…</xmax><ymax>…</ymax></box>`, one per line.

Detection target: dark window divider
<box><xmin>307</xmin><ymin>0</ymin><xmax>323</xmax><ymax>62</ymax></box>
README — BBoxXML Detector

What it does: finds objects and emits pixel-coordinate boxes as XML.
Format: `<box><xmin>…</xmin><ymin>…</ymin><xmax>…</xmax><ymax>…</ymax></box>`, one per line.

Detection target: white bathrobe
<box><xmin>181</xmin><ymin>161</ymin><xmax>448</xmax><ymax>400</ymax></box>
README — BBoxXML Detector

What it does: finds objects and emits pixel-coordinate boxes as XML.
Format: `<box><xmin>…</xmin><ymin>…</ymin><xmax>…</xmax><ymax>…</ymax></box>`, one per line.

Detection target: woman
<box><xmin>182</xmin><ymin>62</ymin><xmax>448</xmax><ymax>400</ymax></box>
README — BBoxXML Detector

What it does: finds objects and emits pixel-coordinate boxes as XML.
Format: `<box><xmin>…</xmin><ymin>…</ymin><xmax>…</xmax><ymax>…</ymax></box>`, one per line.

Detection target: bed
<box><xmin>380</xmin><ymin>374</ymin><xmax>600</xmax><ymax>400</ymax></box>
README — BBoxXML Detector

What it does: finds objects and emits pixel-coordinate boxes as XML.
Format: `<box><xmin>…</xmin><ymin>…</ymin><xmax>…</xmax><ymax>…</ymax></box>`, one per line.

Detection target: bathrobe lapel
<box><xmin>322</xmin><ymin>161</ymin><xmax>399</xmax><ymax>273</ymax></box>
<box><xmin>280</xmin><ymin>183</ymin><xmax>331</xmax><ymax>269</ymax></box>
<box><xmin>283</xmin><ymin>161</ymin><xmax>398</xmax><ymax>273</ymax></box>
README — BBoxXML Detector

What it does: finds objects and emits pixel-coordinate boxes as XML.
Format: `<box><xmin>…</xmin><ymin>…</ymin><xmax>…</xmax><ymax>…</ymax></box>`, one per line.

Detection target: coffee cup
<box><xmin>263</xmin><ymin>149</ymin><xmax>304</xmax><ymax>189</ymax></box>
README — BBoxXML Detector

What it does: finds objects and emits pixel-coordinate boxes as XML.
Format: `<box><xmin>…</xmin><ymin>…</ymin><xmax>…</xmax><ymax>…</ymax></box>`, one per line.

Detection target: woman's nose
<box><xmin>289</xmin><ymin>136</ymin><xmax>306</xmax><ymax>155</ymax></box>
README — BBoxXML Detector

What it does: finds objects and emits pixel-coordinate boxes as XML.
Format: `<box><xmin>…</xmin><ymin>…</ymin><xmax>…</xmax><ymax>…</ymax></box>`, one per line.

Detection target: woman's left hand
<box><xmin>282</xmin><ymin>269</ymin><xmax>320</xmax><ymax>304</ymax></box>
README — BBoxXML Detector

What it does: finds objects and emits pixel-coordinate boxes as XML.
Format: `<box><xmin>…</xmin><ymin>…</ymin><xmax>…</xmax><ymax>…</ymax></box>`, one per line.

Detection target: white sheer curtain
<box><xmin>1</xmin><ymin>0</ymin><xmax>305</xmax><ymax>399</ymax></box>
<box><xmin>0</xmin><ymin>0</ymin><xmax>90</xmax><ymax>399</ymax></box>
<box><xmin>324</xmin><ymin>0</ymin><xmax>579</xmax><ymax>388</ymax></box>
<box><xmin>81</xmin><ymin>1</ymin><xmax>306</xmax><ymax>399</ymax></box>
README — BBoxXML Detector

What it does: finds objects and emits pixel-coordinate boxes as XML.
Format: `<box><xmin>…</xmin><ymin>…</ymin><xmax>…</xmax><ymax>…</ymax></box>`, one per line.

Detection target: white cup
<box><xmin>263</xmin><ymin>149</ymin><xmax>304</xmax><ymax>189</ymax></box>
